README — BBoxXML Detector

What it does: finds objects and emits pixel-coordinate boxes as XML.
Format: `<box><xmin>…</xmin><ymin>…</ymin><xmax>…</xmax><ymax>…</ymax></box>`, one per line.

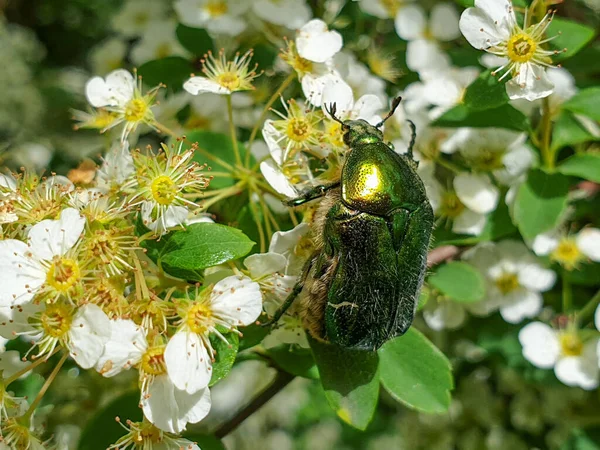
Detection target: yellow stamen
<box><xmin>141</xmin><ymin>347</ymin><xmax>167</xmax><ymax>375</ymax></box>
<box><xmin>40</xmin><ymin>304</ymin><xmax>73</xmax><ymax>338</ymax></box>
<box><xmin>150</xmin><ymin>175</ymin><xmax>177</xmax><ymax>205</ymax></box>
<box><xmin>559</xmin><ymin>332</ymin><xmax>583</xmax><ymax>357</ymax></box>
<box><xmin>507</xmin><ymin>33</ymin><xmax>537</xmax><ymax>63</ymax></box>
<box><xmin>495</xmin><ymin>272</ymin><xmax>520</xmax><ymax>295</ymax></box>
<box><xmin>551</xmin><ymin>238</ymin><xmax>584</xmax><ymax>271</ymax></box>
<box><xmin>46</xmin><ymin>258</ymin><xmax>81</xmax><ymax>293</ymax></box>
<box><xmin>440</xmin><ymin>192</ymin><xmax>465</xmax><ymax>219</ymax></box>
<box><xmin>186</xmin><ymin>303</ymin><xmax>213</xmax><ymax>334</ymax></box>
<box><xmin>124</xmin><ymin>98</ymin><xmax>150</xmax><ymax>123</ymax></box>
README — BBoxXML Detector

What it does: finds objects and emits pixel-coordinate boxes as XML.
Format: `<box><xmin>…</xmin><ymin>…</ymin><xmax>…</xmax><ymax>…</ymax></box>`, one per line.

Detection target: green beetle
<box><xmin>264</xmin><ymin>97</ymin><xmax>433</xmax><ymax>351</ymax></box>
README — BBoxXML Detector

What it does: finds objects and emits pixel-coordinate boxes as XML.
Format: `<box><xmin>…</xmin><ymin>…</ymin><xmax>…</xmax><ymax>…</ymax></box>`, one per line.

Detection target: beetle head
<box><xmin>325</xmin><ymin>96</ymin><xmax>403</xmax><ymax>148</ymax></box>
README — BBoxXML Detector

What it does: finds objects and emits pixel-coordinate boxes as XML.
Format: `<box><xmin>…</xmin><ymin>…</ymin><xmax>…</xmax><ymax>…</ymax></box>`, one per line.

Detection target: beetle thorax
<box><xmin>342</xmin><ymin>119</ymin><xmax>383</xmax><ymax>147</ymax></box>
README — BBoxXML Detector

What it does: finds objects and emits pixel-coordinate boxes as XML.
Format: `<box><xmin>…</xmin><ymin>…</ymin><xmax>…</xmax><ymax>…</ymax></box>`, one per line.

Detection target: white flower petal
<box><xmin>142</xmin><ymin>203</ymin><xmax>188</xmax><ymax>234</ymax></box>
<box><xmin>173</xmin><ymin>383</ymin><xmax>211</xmax><ymax>428</ymax></box>
<box><xmin>455</xmin><ymin>173</ymin><xmax>499</xmax><ymax>214</ymax></box>
<box><xmin>183</xmin><ymin>76</ymin><xmax>230</xmax><ymax>95</ymax></box>
<box><xmin>423</xmin><ymin>301</ymin><xmax>466</xmax><ymax>331</ymax></box>
<box><xmin>0</xmin><ymin>174</ymin><xmax>17</xmax><ymax>191</ymax></box>
<box><xmin>0</xmin><ymin>302</ymin><xmax>42</xmax><ymax>339</ymax></box>
<box><xmin>576</xmin><ymin>228</ymin><xmax>600</xmax><ymax>261</ymax></box>
<box><xmin>0</xmin><ymin>240</ymin><xmax>45</xmax><ymax>307</ymax></box>
<box><xmin>506</xmin><ymin>64</ymin><xmax>554</xmax><ymax>101</ymax></box>
<box><xmin>353</xmin><ymin>94</ymin><xmax>383</xmax><ymax>122</ymax></box>
<box><xmin>296</xmin><ymin>19</ymin><xmax>342</xmax><ymax>63</ymax></box>
<box><xmin>0</xmin><ymin>350</ymin><xmax>31</xmax><ymax>379</ymax></box>
<box><xmin>499</xmin><ymin>289</ymin><xmax>542</xmax><ymax>323</ymax></box>
<box><xmin>252</xmin><ymin>0</ymin><xmax>312</xmax><ymax>29</ymax></box>
<box><xmin>475</xmin><ymin>0</ymin><xmax>512</xmax><ymax>24</ymax></box>
<box><xmin>518</xmin><ymin>264</ymin><xmax>556</xmax><ymax>292</ymax></box>
<box><xmin>518</xmin><ymin>321</ymin><xmax>559</xmax><ymax>368</ymax></box>
<box><xmin>531</xmin><ymin>230</ymin><xmax>560</xmax><ymax>256</ymax></box>
<box><xmin>453</xmin><ymin>209</ymin><xmax>487</xmax><ymax>235</ymax></box>
<box><xmin>302</xmin><ymin>72</ymin><xmax>343</xmax><ymax>107</ymax></box>
<box><xmin>95</xmin><ymin>319</ymin><xmax>146</xmax><ymax>378</ymax></box>
<box><xmin>210</xmin><ymin>276</ymin><xmax>263</xmax><ymax>326</ymax></box>
<box><xmin>394</xmin><ymin>4</ymin><xmax>426</xmax><ymax>41</ymax></box>
<box><xmin>69</xmin><ymin>304</ymin><xmax>111</xmax><ymax>369</ymax></box>
<box><xmin>260</xmin><ymin>160</ymin><xmax>298</xmax><ymax>198</ymax></box>
<box><xmin>406</xmin><ymin>39</ymin><xmax>451</xmax><ymax>74</ymax></box>
<box><xmin>431</xmin><ymin>3</ymin><xmax>461</xmax><ymax>41</ymax></box>
<box><xmin>321</xmin><ymin>79</ymin><xmax>354</xmax><ymax>117</ymax></box>
<box><xmin>165</xmin><ymin>331</ymin><xmax>212</xmax><ymax>394</ymax></box>
<box><xmin>555</xmin><ymin>344</ymin><xmax>599</xmax><ymax>390</ymax></box>
<box><xmin>595</xmin><ymin>304</ymin><xmax>600</xmax><ymax>332</ymax></box>
<box><xmin>459</xmin><ymin>7</ymin><xmax>506</xmax><ymax>49</ymax></box>
<box><xmin>85</xmin><ymin>69</ymin><xmax>135</xmax><ymax>107</ymax></box>
<box><xmin>28</xmin><ymin>208</ymin><xmax>85</xmax><ymax>260</ymax></box>
<box><xmin>244</xmin><ymin>252</ymin><xmax>287</xmax><ymax>279</ymax></box>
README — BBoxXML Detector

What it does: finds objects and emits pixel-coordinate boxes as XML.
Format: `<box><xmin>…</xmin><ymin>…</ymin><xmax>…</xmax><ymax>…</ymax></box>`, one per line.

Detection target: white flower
<box><xmin>174</xmin><ymin>0</ymin><xmax>250</xmax><ymax>36</ymax></box>
<box><xmin>262</xmin><ymin>315</ymin><xmax>309</xmax><ymax>349</ymax></box>
<box><xmin>459</xmin><ymin>0</ymin><xmax>556</xmax><ymax>101</ymax></box>
<box><xmin>89</xmin><ymin>38</ymin><xmax>127</xmax><ymax>75</ymax></box>
<box><xmin>96</xmin><ymin>141</ymin><xmax>135</xmax><ymax>190</ymax></box>
<box><xmin>108</xmin><ymin>421</ymin><xmax>202</xmax><ymax>450</ymax></box>
<box><xmin>423</xmin><ymin>299</ymin><xmax>467</xmax><ymax>331</ymax></box>
<box><xmin>141</xmin><ymin>372</ymin><xmax>211</xmax><ymax>434</ymax></box>
<box><xmin>183</xmin><ymin>50</ymin><xmax>259</xmax><ymax>96</ymax></box>
<box><xmin>396</xmin><ymin>3</ymin><xmax>460</xmax><ymax>74</ymax></box>
<box><xmin>130</xmin><ymin>21</ymin><xmax>188</xmax><ymax>66</ymax></box>
<box><xmin>0</xmin><ymin>208</ymin><xmax>85</xmax><ymax>307</ymax></box>
<box><xmin>259</xmin><ymin>160</ymin><xmax>300</xmax><ymax>198</ymax></box>
<box><xmin>296</xmin><ymin>19</ymin><xmax>343</xmax><ymax>63</ymax></box>
<box><xmin>321</xmin><ymin>79</ymin><xmax>383</xmax><ymax>125</ymax></box>
<box><xmin>442</xmin><ymin>128</ymin><xmax>534</xmax><ymax>184</ymax></box>
<box><xmin>532</xmin><ymin>228</ymin><xmax>600</xmax><ymax>270</ymax></box>
<box><xmin>85</xmin><ymin>69</ymin><xmax>159</xmax><ymax>141</ymax></box>
<box><xmin>436</xmin><ymin>173</ymin><xmax>499</xmax><ymax>235</ymax></box>
<box><xmin>65</xmin><ymin>304</ymin><xmax>111</xmax><ymax>369</ymax></box>
<box><xmin>466</xmin><ymin>240</ymin><xmax>556</xmax><ymax>323</ymax></box>
<box><xmin>252</xmin><ymin>0</ymin><xmax>312</xmax><ymax>29</ymax></box>
<box><xmin>357</xmin><ymin>0</ymin><xmax>415</xmax><ymax>20</ymax></box>
<box><xmin>95</xmin><ymin>319</ymin><xmax>147</xmax><ymax>378</ymax></box>
<box><xmin>164</xmin><ymin>276</ymin><xmax>262</xmax><ymax>394</ymax></box>
<box><xmin>111</xmin><ymin>0</ymin><xmax>167</xmax><ymax>37</ymax></box>
<box><xmin>519</xmin><ymin>322</ymin><xmax>599</xmax><ymax>390</ymax></box>
<box><xmin>333</xmin><ymin>52</ymin><xmax>388</xmax><ymax>104</ymax></box>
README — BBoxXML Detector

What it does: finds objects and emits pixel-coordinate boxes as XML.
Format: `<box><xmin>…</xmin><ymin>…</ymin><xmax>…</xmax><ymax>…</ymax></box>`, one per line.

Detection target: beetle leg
<box><xmin>284</xmin><ymin>182</ymin><xmax>341</xmax><ymax>207</ymax></box>
<box><xmin>259</xmin><ymin>254</ymin><xmax>316</xmax><ymax>327</ymax></box>
<box><xmin>406</xmin><ymin>119</ymin><xmax>417</xmax><ymax>163</ymax></box>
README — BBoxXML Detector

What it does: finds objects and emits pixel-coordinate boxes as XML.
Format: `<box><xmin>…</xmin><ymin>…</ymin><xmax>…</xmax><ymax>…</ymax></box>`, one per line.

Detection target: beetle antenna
<box><xmin>325</xmin><ymin>102</ymin><xmax>344</xmax><ymax>125</ymax></box>
<box><xmin>375</xmin><ymin>96</ymin><xmax>402</xmax><ymax>128</ymax></box>
<box><xmin>406</xmin><ymin>119</ymin><xmax>417</xmax><ymax>161</ymax></box>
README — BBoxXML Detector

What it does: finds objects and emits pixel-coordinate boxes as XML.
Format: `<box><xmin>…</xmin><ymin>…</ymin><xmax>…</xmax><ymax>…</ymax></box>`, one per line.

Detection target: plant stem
<box><xmin>214</xmin><ymin>370</ymin><xmax>295</xmax><ymax>439</ymax></box>
<box><xmin>246</xmin><ymin>72</ymin><xmax>296</xmax><ymax>166</ymax></box>
<box><xmin>248</xmin><ymin>198</ymin><xmax>266</xmax><ymax>253</ymax></box>
<box><xmin>562</xmin><ymin>271</ymin><xmax>572</xmax><ymax>313</ymax></box>
<box><xmin>226</xmin><ymin>95</ymin><xmax>242</xmax><ymax>167</ymax></box>
<box><xmin>576</xmin><ymin>289</ymin><xmax>600</xmax><ymax>326</ymax></box>
<box><xmin>540</xmin><ymin>96</ymin><xmax>554</xmax><ymax>170</ymax></box>
<box><xmin>21</xmin><ymin>352</ymin><xmax>69</xmax><ymax>425</ymax></box>
<box><xmin>4</xmin><ymin>348</ymin><xmax>60</xmax><ymax>386</ymax></box>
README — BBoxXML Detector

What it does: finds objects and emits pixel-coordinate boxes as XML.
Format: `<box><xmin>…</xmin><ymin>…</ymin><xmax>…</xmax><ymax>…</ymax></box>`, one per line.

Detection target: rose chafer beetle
<box><xmin>264</xmin><ymin>97</ymin><xmax>434</xmax><ymax>351</ymax></box>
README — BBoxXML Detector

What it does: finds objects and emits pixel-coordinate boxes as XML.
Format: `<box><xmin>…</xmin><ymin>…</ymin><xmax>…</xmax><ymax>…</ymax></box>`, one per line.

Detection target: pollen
<box><xmin>559</xmin><ymin>332</ymin><xmax>583</xmax><ymax>357</ymax></box>
<box><xmin>124</xmin><ymin>98</ymin><xmax>150</xmax><ymax>123</ymax></box>
<box><xmin>186</xmin><ymin>303</ymin><xmax>213</xmax><ymax>334</ymax></box>
<box><xmin>141</xmin><ymin>347</ymin><xmax>167</xmax><ymax>376</ymax></box>
<box><xmin>205</xmin><ymin>0</ymin><xmax>228</xmax><ymax>17</ymax></box>
<box><xmin>150</xmin><ymin>175</ymin><xmax>177</xmax><ymax>205</ymax></box>
<box><xmin>507</xmin><ymin>33</ymin><xmax>537</xmax><ymax>63</ymax></box>
<box><xmin>281</xmin><ymin>40</ymin><xmax>313</xmax><ymax>75</ymax></box>
<box><xmin>286</xmin><ymin>117</ymin><xmax>312</xmax><ymax>142</ymax></box>
<box><xmin>440</xmin><ymin>192</ymin><xmax>465</xmax><ymax>219</ymax></box>
<box><xmin>551</xmin><ymin>238</ymin><xmax>584</xmax><ymax>270</ymax></box>
<box><xmin>40</xmin><ymin>304</ymin><xmax>73</xmax><ymax>339</ymax></box>
<box><xmin>46</xmin><ymin>257</ymin><xmax>81</xmax><ymax>293</ymax></box>
<box><xmin>216</xmin><ymin>71</ymin><xmax>241</xmax><ymax>91</ymax></box>
<box><xmin>495</xmin><ymin>272</ymin><xmax>520</xmax><ymax>295</ymax></box>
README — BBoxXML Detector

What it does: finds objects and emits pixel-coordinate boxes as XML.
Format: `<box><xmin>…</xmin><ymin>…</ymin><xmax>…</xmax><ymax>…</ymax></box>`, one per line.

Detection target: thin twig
<box><xmin>214</xmin><ymin>370</ymin><xmax>295</xmax><ymax>438</ymax></box>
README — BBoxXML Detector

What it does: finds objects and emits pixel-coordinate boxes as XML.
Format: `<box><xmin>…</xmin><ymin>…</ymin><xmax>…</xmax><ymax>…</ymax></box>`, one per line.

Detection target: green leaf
<box><xmin>379</xmin><ymin>328</ymin><xmax>453</xmax><ymax>413</ymax></box>
<box><xmin>181</xmin><ymin>435</ymin><xmax>226</xmax><ymax>450</ymax></box>
<box><xmin>547</xmin><ymin>18</ymin><xmax>596</xmax><ymax>62</ymax></box>
<box><xmin>428</xmin><ymin>261</ymin><xmax>485</xmax><ymax>302</ymax></box>
<box><xmin>560</xmin><ymin>428</ymin><xmax>600</xmax><ymax>450</ymax></box>
<box><xmin>266</xmin><ymin>345</ymin><xmax>319</xmax><ymax>379</ymax></box>
<box><xmin>239</xmin><ymin>322</ymin><xmax>270</xmax><ymax>351</ymax></box>
<box><xmin>209</xmin><ymin>330</ymin><xmax>239</xmax><ymax>386</ymax></box>
<box><xmin>78</xmin><ymin>391</ymin><xmax>141</xmax><ymax>450</ymax></box>
<box><xmin>463</xmin><ymin>70</ymin><xmax>509</xmax><ymax>110</ymax></box>
<box><xmin>513</xmin><ymin>169</ymin><xmax>570</xmax><ymax>240</ymax></box>
<box><xmin>432</xmin><ymin>104</ymin><xmax>530</xmax><ymax>131</ymax></box>
<box><xmin>138</xmin><ymin>56</ymin><xmax>194</xmax><ymax>91</ymax></box>
<box><xmin>558</xmin><ymin>153</ymin><xmax>600</xmax><ymax>183</ymax></box>
<box><xmin>160</xmin><ymin>222</ymin><xmax>255</xmax><ymax>276</ymax></box>
<box><xmin>183</xmin><ymin>130</ymin><xmax>254</xmax><ymax>189</ymax></box>
<box><xmin>309</xmin><ymin>336</ymin><xmax>380</xmax><ymax>430</ymax></box>
<box><xmin>551</xmin><ymin>111</ymin><xmax>596</xmax><ymax>152</ymax></box>
<box><xmin>563</xmin><ymin>263</ymin><xmax>600</xmax><ymax>287</ymax></box>
<box><xmin>176</xmin><ymin>24</ymin><xmax>214</xmax><ymax>56</ymax></box>
<box><xmin>563</xmin><ymin>87</ymin><xmax>600</xmax><ymax>121</ymax></box>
